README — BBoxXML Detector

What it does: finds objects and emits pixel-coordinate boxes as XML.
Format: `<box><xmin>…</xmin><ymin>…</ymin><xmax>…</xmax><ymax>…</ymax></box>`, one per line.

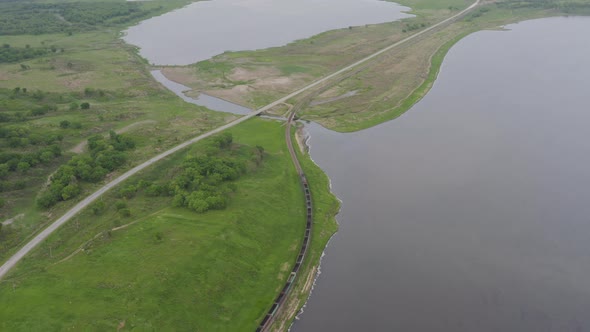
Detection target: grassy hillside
<box><xmin>0</xmin><ymin>0</ymin><xmax>233</xmax><ymax>264</ymax></box>
<box><xmin>0</xmin><ymin>118</ymin><xmax>339</xmax><ymax>331</ymax></box>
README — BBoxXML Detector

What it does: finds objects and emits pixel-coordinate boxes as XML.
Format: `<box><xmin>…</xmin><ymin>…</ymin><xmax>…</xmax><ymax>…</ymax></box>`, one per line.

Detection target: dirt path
<box><xmin>2</xmin><ymin>214</ymin><xmax>24</xmax><ymax>226</ymax></box>
<box><xmin>0</xmin><ymin>0</ymin><xmax>480</xmax><ymax>281</ymax></box>
<box><xmin>69</xmin><ymin>120</ymin><xmax>157</xmax><ymax>154</ymax></box>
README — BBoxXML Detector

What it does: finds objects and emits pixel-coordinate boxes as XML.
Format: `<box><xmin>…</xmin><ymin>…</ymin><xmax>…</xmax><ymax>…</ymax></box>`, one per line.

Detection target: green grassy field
<box><xmin>0</xmin><ymin>118</ymin><xmax>339</xmax><ymax>331</ymax></box>
<box><xmin>0</xmin><ymin>0</ymin><xmax>233</xmax><ymax>266</ymax></box>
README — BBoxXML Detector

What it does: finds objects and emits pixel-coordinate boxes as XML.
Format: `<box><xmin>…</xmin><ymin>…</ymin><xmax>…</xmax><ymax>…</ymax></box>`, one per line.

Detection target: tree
<box><xmin>118</xmin><ymin>185</ymin><xmax>137</xmax><ymax>199</ymax></box>
<box><xmin>59</xmin><ymin>120</ymin><xmax>70</xmax><ymax>128</ymax></box>
<box><xmin>61</xmin><ymin>183</ymin><xmax>81</xmax><ymax>200</ymax></box>
<box><xmin>37</xmin><ymin>192</ymin><xmax>59</xmax><ymax>208</ymax></box>
<box><xmin>115</xmin><ymin>201</ymin><xmax>127</xmax><ymax>210</ymax></box>
<box><xmin>92</xmin><ymin>201</ymin><xmax>106</xmax><ymax>215</ymax></box>
<box><xmin>39</xmin><ymin>151</ymin><xmax>54</xmax><ymax>164</ymax></box>
<box><xmin>188</xmin><ymin>196</ymin><xmax>209</xmax><ymax>213</ymax></box>
<box><xmin>119</xmin><ymin>208</ymin><xmax>131</xmax><ymax>217</ymax></box>
<box><xmin>146</xmin><ymin>184</ymin><xmax>163</xmax><ymax>197</ymax></box>
<box><xmin>69</xmin><ymin>102</ymin><xmax>78</xmax><ymax>110</ymax></box>
<box><xmin>80</xmin><ymin>102</ymin><xmax>90</xmax><ymax>109</ymax></box>
<box><xmin>214</xmin><ymin>133</ymin><xmax>233</xmax><ymax>149</ymax></box>
<box><xmin>0</xmin><ymin>164</ymin><xmax>8</xmax><ymax>178</ymax></box>
<box><xmin>16</xmin><ymin>161</ymin><xmax>30</xmax><ymax>173</ymax></box>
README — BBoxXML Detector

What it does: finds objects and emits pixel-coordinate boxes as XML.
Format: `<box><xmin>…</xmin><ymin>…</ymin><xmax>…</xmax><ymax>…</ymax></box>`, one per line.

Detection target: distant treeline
<box><xmin>497</xmin><ymin>0</ymin><xmax>590</xmax><ymax>14</ymax></box>
<box><xmin>0</xmin><ymin>2</ymin><xmax>163</xmax><ymax>35</ymax></box>
<box><xmin>0</xmin><ymin>44</ymin><xmax>52</xmax><ymax>63</ymax></box>
<box><xmin>0</xmin><ymin>87</ymin><xmax>112</xmax><ymax>123</ymax></box>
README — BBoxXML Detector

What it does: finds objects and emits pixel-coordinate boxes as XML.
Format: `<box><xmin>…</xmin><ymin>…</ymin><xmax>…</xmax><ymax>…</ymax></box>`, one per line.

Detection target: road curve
<box><xmin>0</xmin><ymin>0</ymin><xmax>479</xmax><ymax>280</ymax></box>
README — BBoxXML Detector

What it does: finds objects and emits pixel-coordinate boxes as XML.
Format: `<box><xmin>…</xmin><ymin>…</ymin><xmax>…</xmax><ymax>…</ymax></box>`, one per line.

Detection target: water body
<box><xmin>123</xmin><ymin>0</ymin><xmax>412</xmax><ymax>65</ymax></box>
<box><xmin>294</xmin><ymin>17</ymin><xmax>590</xmax><ymax>332</ymax></box>
<box><xmin>151</xmin><ymin>70</ymin><xmax>252</xmax><ymax>115</ymax></box>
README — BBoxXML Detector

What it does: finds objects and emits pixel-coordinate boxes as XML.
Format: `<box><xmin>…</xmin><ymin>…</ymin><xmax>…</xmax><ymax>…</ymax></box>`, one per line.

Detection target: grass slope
<box><xmin>0</xmin><ymin>0</ymin><xmax>230</xmax><ymax>264</ymax></box>
<box><xmin>0</xmin><ymin>118</ymin><xmax>339</xmax><ymax>331</ymax></box>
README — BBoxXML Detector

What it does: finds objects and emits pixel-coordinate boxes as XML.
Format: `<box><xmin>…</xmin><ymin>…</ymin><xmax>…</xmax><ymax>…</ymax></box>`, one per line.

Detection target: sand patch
<box><xmin>161</xmin><ymin>67</ymin><xmax>202</xmax><ymax>86</ymax></box>
<box><xmin>59</xmin><ymin>73</ymin><xmax>91</xmax><ymax>89</ymax></box>
<box><xmin>0</xmin><ymin>71</ymin><xmax>13</xmax><ymax>81</ymax></box>
<box><xmin>228</xmin><ymin>67</ymin><xmax>280</xmax><ymax>82</ymax></box>
<box><xmin>2</xmin><ymin>213</ymin><xmax>24</xmax><ymax>226</ymax></box>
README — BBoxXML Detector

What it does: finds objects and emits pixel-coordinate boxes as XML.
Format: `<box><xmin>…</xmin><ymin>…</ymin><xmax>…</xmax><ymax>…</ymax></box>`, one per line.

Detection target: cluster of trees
<box><xmin>170</xmin><ymin>134</ymin><xmax>266</xmax><ymax>213</ymax></box>
<box><xmin>0</xmin><ymin>144</ymin><xmax>62</xmax><ymax>191</ymax></box>
<box><xmin>403</xmin><ymin>22</ymin><xmax>427</xmax><ymax>33</ymax></box>
<box><xmin>0</xmin><ymin>125</ymin><xmax>64</xmax><ymax>148</ymax></box>
<box><xmin>465</xmin><ymin>7</ymin><xmax>490</xmax><ymax>20</ymax></box>
<box><xmin>0</xmin><ymin>123</ymin><xmax>64</xmax><ymax>180</ymax></box>
<box><xmin>37</xmin><ymin>131</ymin><xmax>136</xmax><ymax>208</ymax></box>
<box><xmin>59</xmin><ymin>120</ymin><xmax>82</xmax><ymax>129</ymax></box>
<box><xmin>112</xmin><ymin>134</ymin><xmax>265</xmax><ymax>215</ymax></box>
<box><xmin>0</xmin><ymin>87</ymin><xmax>98</xmax><ymax>123</ymax></box>
<box><xmin>0</xmin><ymin>2</ymin><xmax>161</xmax><ymax>35</ymax></box>
<box><xmin>497</xmin><ymin>0</ymin><xmax>590</xmax><ymax>14</ymax></box>
<box><xmin>165</xmin><ymin>134</ymin><xmax>244</xmax><ymax>213</ymax></box>
<box><xmin>0</xmin><ymin>43</ymin><xmax>51</xmax><ymax>63</ymax></box>
<box><xmin>170</xmin><ymin>157</ymin><xmax>242</xmax><ymax>213</ymax></box>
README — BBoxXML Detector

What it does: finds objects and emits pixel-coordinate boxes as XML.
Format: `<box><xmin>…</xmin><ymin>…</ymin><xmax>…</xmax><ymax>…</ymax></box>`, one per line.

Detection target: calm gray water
<box><xmin>294</xmin><ymin>17</ymin><xmax>590</xmax><ymax>332</ymax></box>
<box><xmin>151</xmin><ymin>70</ymin><xmax>252</xmax><ymax>115</ymax></box>
<box><xmin>123</xmin><ymin>0</ymin><xmax>412</xmax><ymax>65</ymax></box>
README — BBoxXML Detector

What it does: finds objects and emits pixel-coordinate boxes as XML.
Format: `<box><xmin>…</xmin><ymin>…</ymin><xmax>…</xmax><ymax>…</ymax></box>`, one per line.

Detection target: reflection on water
<box><xmin>294</xmin><ymin>17</ymin><xmax>590</xmax><ymax>332</ymax></box>
<box><xmin>124</xmin><ymin>0</ymin><xmax>412</xmax><ymax>65</ymax></box>
<box><xmin>151</xmin><ymin>70</ymin><xmax>252</xmax><ymax>115</ymax></box>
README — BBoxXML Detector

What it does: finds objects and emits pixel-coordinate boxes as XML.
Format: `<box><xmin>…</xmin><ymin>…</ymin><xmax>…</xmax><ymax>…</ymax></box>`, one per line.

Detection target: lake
<box><xmin>294</xmin><ymin>17</ymin><xmax>590</xmax><ymax>332</ymax></box>
<box><xmin>123</xmin><ymin>0</ymin><xmax>412</xmax><ymax>65</ymax></box>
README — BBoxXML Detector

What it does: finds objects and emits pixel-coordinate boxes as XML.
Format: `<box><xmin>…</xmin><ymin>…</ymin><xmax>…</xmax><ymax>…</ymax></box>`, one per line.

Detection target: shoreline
<box><xmin>286</xmin><ymin>122</ymin><xmax>343</xmax><ymax>331</ymax></box>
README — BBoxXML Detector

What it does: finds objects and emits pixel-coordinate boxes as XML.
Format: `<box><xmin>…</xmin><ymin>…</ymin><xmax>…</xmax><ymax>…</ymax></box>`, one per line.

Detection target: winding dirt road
<box><xmin>0</xmin><ymin>0</ymin><xmax>479</xmax><ymax>280</ymax></box>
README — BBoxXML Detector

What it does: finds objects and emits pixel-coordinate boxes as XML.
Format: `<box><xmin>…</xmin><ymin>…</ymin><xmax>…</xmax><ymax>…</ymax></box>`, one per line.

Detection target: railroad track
<box><xmin>256</xmin><ymin>111</ymin><xmax>313</xmax><ymax>332</ymax></box>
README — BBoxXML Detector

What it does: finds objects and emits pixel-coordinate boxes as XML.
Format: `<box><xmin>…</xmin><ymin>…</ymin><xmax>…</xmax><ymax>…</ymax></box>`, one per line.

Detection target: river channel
<box><xmin>294</xmin><ymin>17</ymin><xmax>590</xmax><ymax>332</ymax></box>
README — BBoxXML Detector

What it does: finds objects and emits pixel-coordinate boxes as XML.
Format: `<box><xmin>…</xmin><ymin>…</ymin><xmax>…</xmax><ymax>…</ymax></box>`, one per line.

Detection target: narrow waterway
<box><xmin>294</xmin><ymin>17</ymin><xmax>590</xmax><ymax>332</ymax></box>
<box><xmin>150</xmin><ymin>70</ymin><xmax>252</xmax><ymax>115</ymax></box>
<box><xmin>123</xmin><ymin>0</ymin><xmax>412</xmax><ymax>65</ymax></box>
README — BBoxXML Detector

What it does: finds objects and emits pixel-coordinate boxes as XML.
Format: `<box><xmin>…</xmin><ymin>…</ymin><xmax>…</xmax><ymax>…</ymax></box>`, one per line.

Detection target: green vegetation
<box><xmin>0</xmin><ymin>118</ymin><xmax>339</xmax><ymax>331</ymax></box>
<box><xmin>5</xmin><ymin>0</ymin><xmax>590</xmax><ymax>330</ymax></box>
<box><xmin>497</xmin><ymin>0</ymin><xmax>590</xmax><ymax>14</ymax></box>
<box><xmin>169</xmin><ymin>133</ymin><xmax>260</xmax><ymax>213</ymax></box>
<box><xmin>160</xmin><ymin>0</ymin><xmax>471</xmax><ymax>110</ymax></box>
<box><xmin>165</xmin><ymin>0</ymin><xmax>590</xmax><ymax>133</ymax></box>
<box><xmin>0</xmin><ymin>1</ymin><xmax>165</xmax><ymax>35</ymax></box>
<box><xmin>269</xmin><ymin>126</ymin><xmax>340</xmax><ymax>331</ymax></box>
<box><xmin>0</xmin><ymin>44</ymin><xmax>53</xmax><ymax>64</ymax></box>
<box><xmin>37</xmin><ymin>131</ymin><xmax>136</xmax><ymax>208</ymax></box>
<box><xmin>0</xmin><ymin>0</ymin><xmax>228</xmax><ymax>270</ymax></box>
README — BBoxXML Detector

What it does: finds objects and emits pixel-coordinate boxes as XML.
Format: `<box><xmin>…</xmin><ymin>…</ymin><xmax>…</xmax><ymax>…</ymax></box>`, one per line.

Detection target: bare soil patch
<box><xmin>2</xmin><ymin>214</ymin><xmax>24</xmax><ymax>226</ymax></box>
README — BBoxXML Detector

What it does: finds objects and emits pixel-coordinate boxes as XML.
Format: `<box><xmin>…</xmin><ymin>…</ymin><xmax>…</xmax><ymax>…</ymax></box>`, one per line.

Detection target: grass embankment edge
<box><xmin>268</xmin><ymin>127</ymin><xmax>340</xmax><ymax>331</ymax></box>
<box><xmin>331</xmin><ymin>29</ymin><xmax>474</xmax><ymax>133</ymax></box>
